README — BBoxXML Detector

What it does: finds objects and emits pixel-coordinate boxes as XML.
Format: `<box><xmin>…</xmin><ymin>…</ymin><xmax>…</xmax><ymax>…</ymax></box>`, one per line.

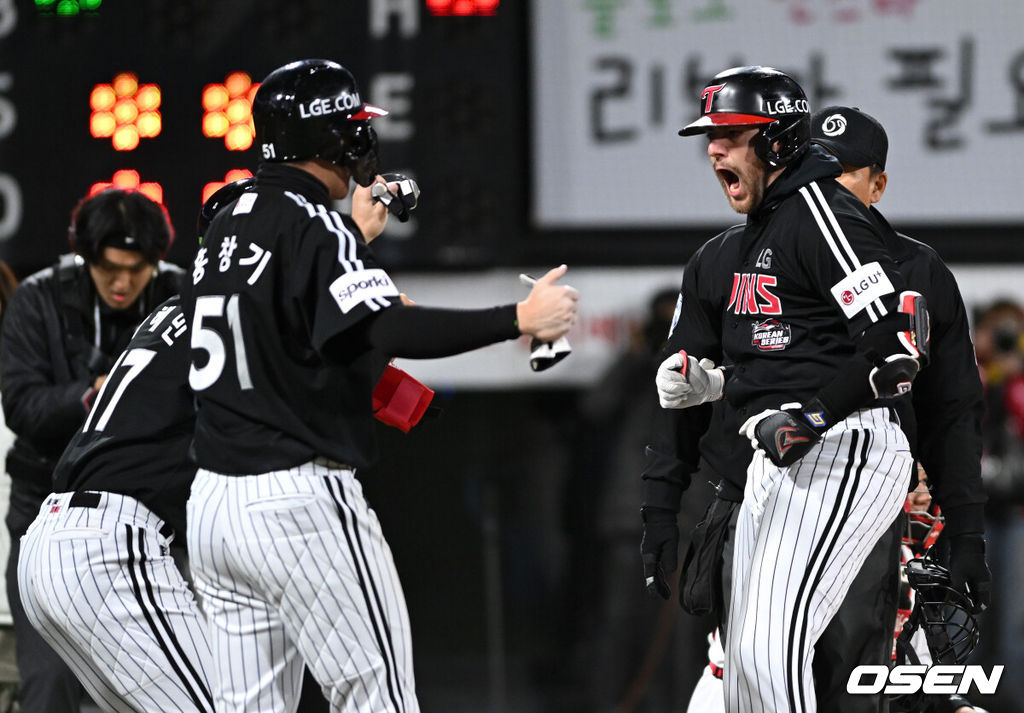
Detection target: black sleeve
<box><xmin>641</xmin><ymin>251</ymin><xmax>722</xmax><ymax>512</ymax></box>
<box><xmin>799</xmin><ymin>202</ymin><xmax>909</xmax><ymax>342</ymax></box>
<box><xmin>0</xmin><ymin>281</ymin><xmax>92</xmax><ymax>449</ymax></box>
<box><xmin>324</xmin><ymin>302</ymin><xmax>521</xmax><ymax>362</ymax></box>
<box><xmin>796</xmin><ymin>205</ymin><xmax>915</xmax><ymax>420</ymax></box>
<box><xmin>910</xmin><ymin>259</ymin><xmax>986</xmax><ymax>536</ymax></box>
<box><xmin>642</xmin><ymin>404</ymin><xmax>711</xmax><ymax>511</ymax></box>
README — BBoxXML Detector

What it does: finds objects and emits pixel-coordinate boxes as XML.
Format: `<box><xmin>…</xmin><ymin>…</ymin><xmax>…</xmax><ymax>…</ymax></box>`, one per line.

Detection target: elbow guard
<box><xmin>869</xmin><ymin>355</ymin><xmax>919</xmax><ymax>399</ymax></box>
<box><xmin>897</xmin><ymin>290</ymin><xmax>930</xmax><ymax>367</ymax></box>
<box><xmin>865</xmin><ymin>291</ymin><xmax>929</xmax><ymax>398</ymax></box>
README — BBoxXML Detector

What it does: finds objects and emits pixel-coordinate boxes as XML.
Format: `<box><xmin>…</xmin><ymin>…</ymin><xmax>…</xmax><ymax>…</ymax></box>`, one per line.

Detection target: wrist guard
<box><xmin>755</xmin><ymin>398</ymin><xmax>834</xmax><ymax>468</ymax></box>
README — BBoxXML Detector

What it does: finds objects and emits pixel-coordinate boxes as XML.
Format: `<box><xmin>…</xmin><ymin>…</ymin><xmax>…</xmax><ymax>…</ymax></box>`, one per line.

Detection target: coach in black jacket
<box><xmin>0</xmin><ymin>188</ymin><xmax>183</xmax><ymax>713</ymax></box>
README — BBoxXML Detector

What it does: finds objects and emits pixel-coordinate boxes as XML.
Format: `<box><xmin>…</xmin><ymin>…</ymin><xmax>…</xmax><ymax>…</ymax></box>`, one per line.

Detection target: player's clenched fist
<box><xmin>655</xmin><ymin>350</ymin><xmax>724</xmax><ymax>409</ymax></box>
<box><xmin>351</xmin><ymin>175</ymin><xmax>390</xmax><ymax>242</ymax></box>
<box><xmin>516</xmin><ymin>264</ymin><xmax>579</xmax><ymax>342</ymax></box>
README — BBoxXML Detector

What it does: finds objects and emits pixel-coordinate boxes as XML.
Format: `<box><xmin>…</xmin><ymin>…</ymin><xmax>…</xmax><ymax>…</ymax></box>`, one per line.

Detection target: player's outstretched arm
<box><xmin>329</xmin><ymin>265</ymin><xmax>578</xmax><ymax>362</ymax></box>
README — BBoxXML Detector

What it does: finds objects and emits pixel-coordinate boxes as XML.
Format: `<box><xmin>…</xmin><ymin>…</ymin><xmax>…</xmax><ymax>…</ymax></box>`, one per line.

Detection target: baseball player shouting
<box><xmin>648</xmin><ymin>67</ymin><xmax>925</xmax><ymax>713</ymax></box>
<box><xmin>185</xmin><ymin>59</ymin><xmax>578</xmax><ymax>713</ymax></box>
<box><xmin>645</xmin><ymin>104</ymin><xmax>992</xmax><ymax>713</ymax></box>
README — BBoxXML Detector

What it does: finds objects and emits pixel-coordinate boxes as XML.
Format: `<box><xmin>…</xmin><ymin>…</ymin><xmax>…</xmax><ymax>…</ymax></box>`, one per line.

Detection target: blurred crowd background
<box><xmin>1</xmin><ymin>1</ymin><xmax>1023</xmax><ymax>711</ymax></box>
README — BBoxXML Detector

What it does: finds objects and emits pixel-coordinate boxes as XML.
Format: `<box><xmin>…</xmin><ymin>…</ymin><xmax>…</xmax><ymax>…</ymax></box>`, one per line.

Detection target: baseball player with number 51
<box><xmin>184</xmin><ymin>58</ymin><xmax>578</xmax><ymax>713</ymax></box>
<box><xmin>649</xmin><ymin>66</ymin><xmax>928</xmax><ymax>713</ymax></box>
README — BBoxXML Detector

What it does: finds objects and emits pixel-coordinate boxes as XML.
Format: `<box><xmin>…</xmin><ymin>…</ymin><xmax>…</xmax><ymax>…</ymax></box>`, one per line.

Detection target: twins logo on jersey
<box><xmin>728</xmin><ymin>273</ymin><xmax>781</xmax><ymax>316</ymax></box>
<box><xmin>751</xmin><ymin>319</ymin><xmax>792</xmax><ymax>351</ymax></box>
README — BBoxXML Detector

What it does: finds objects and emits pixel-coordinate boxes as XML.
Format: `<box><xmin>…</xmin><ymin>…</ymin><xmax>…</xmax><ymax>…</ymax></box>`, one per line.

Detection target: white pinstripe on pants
<box><xmin>187</xmin><ymin>461</ymin><xmax>418</xmax><ymax>713</ymax></box>
<box><xmin>18</xmin><ymin>491</ymin><xmax>215</xmax><ymax>713</ymax></box>
<box><xmin>725</xmin><ymin>407</ymin><xmax>912</xmax><ymax>713</ymax></box>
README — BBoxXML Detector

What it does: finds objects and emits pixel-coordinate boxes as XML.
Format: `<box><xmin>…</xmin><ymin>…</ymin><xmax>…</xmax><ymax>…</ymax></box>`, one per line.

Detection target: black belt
<box><xmin>68</xmin><ymin>491</ymin><xmax>100</xmax><ymax>508</ymax></box>
<box><xmin>68</xmin><ymin>491</ymin><xmax>174</xmax><ymax>540</ymax></box>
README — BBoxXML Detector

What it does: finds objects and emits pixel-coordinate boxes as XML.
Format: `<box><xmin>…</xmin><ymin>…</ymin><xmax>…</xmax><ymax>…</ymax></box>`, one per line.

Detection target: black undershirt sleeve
<box><xmin>324</xmin><ymin>303</ymin><xmax>522</xmax><ymax>362</ymax></box>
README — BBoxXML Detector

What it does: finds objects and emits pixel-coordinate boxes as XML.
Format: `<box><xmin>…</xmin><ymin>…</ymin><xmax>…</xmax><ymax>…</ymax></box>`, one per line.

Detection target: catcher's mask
<box><xmin>896</xmin><ymin>553</ymin><xmax>980</xmax><ymax>667</ymax></box>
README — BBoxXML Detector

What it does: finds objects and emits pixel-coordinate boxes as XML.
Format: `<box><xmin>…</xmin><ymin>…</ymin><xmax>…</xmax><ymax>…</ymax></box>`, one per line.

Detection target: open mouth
<box><xmin>717</xmin><ymin>167</ymin><xmax>741</xmax><ymax>197</ymax></box>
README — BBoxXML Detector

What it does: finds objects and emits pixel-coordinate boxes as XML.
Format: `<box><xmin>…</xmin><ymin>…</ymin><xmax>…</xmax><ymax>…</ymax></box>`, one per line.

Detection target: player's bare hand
<box><xmin>516</xmin><ymin>265</ymin><xmax>579</xmax><ymax>342</ymax></box>
<box><xmin>351</xmin><ymin>176</ymin><xmax>390</xmax><ymax>242</ymax></box>
<box><xmin>93</xmin><ymin>374</ymin><xmax>107</xmax><ymax>391</ymax></box>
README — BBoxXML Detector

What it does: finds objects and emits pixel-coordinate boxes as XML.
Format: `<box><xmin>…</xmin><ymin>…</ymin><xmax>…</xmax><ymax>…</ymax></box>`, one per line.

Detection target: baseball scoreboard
<box><xmin>0</xmin><ymin>0</ymin><xmax>521</xmax><ymax>276</ymax></box>
<box><xmin>1</xmin><ymin>0</ymin><xmax>1021</xmax><ymax>279</ymax></box>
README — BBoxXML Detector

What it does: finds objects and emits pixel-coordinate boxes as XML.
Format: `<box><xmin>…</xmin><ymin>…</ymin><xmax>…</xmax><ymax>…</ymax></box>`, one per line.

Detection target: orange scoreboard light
<box><xmin>89</xmin><ymin>72</ymin><xmax>162</xmax><ymax>151</ymax></box>
<box><xmin>202</xmin><ymin>72</ymin><xmax>259</xmax><ymax>151</ymax></box>
<box><xmin>89</xmin><ymin>170</ymin><xmax>163</xmax><ymax>204</ymax></box>
<box><xmin>426</xmin><ymin>0</ymin><xmax>499</xmax><ymax>16</ymax></box>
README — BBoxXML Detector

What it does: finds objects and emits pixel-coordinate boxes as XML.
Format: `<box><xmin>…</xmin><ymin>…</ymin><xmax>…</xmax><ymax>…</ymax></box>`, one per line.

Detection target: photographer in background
<box><xmin>0</xmin><ymin>188</ymin><xmax>184</xmax><ymax>712</ymax></box>
<box><xmin>975</xmin><ymin>300</ymin><xmax>1024</xmax><ymax>501</ymax></box>
<box><xmin>971</xmin><ymin>299</ymin><xmax>1024</xmax><ymax>710</ymax></box>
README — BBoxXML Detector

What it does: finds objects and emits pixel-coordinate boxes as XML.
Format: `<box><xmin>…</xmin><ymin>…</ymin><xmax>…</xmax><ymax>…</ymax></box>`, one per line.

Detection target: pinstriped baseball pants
<box><xmin>17</xmin><ymin>491</ymin><xmax>215</xmax><ymax>713</ymax></box>
<box><xmin>725</xmin><ymin>407</ymin><xmax>912</xmax><ymax>713</ymax></box>
<box><xmin>187</xmin><ymin>461</ymin><xmax>418</xmax><ymax>713</ymax></box>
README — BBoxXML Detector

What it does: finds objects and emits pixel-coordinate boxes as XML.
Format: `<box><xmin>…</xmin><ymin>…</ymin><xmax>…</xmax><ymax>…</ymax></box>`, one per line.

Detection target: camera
<box><xmin>993</xmin><ymin>325</ymin><xmax>1022</xmax><ymax>355</ymax></box>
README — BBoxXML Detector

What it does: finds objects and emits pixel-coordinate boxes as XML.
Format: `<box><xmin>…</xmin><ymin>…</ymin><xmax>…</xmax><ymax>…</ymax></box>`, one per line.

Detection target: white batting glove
<box><xmin>655</xmin><ymin>350</ymin><xmax>725</xmax><ymax>409</ymax></box>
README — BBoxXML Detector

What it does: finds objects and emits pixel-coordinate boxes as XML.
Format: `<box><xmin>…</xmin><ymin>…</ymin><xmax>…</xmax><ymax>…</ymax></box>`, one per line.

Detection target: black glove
<box><xmin>949</xmin><ymin>534</ymin><xmax>991</xmax><ymax>613</ymax></box>
<box><xmin>371</xmin><ymin>172</ymin><xmax>420</xmax><ymax>222</ymax></box>
<box><xmin>937</xmin><ymin>695</ymin><xmax>977</xmax><ymax>713</ymax></box>
<box><xmin>641</xmin><ymin>507</ymin><xmax>678</xmax><ymax>600</ymax></box>
<box><xmin>740</xmin><ymin>399</ymin><xmax>833</xmax><ymax>468</ymax></box>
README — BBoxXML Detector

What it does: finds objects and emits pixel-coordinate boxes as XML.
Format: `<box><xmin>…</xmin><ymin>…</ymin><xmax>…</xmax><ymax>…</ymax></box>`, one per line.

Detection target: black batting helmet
<box><xmin>679</xmin><ymin>66</ymin><xmax>811</xmax><ymax>169</ymax></box>
<box><xmin>898</xmin><ymin>555</ymin><xmax>980</xmax><ymax>667</ymax></box>
<box><xmin>197</xmin><ymin>178</ymin><xmax>256</xmax><ymax>244</ymax></box>
<box><xmin>252</xmin><ymin>59</ymin><xmax>388</xmax><ymax>186</ymax></box>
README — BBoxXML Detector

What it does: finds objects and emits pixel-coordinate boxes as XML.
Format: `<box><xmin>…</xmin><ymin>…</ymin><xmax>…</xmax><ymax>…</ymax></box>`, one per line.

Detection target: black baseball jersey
<box><xmin>643</xmin><ymin>146</ymin><xmax>912</xmax><ymax>508</ymax></box>
<box><xmin>645</xmin><ymin>167</ymin><xmax>985</xmax><ymax>534</ymax></box>
<box><xmin>873</xmin><ymin>208</ymin><xmax>986</xmax><ymax>535</ymax></box>
<box><xmin>187</xmin><ymin>164</ymin><xmax>398</xmax><ymax>474</ymax></box>
<box><xmin>1</xmin><ymin>257</ymin><xmax>184</xmax><ymax>494</ymax></box>
<box><xmin>713</xmin><ymin>147</ymin><xmax>909</xmax><ymax>416</ymax></box>
<box><xmin>53</xmin><ymin>297</ymin><xmax>194</xmax><ymax>535</ymax></box>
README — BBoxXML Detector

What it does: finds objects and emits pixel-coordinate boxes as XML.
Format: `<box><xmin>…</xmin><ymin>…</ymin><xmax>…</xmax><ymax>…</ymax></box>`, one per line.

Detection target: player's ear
<box><xmin>869</xmin><ymin>170</ymin><xmax>888</xmax><ymax>205</ymax></box>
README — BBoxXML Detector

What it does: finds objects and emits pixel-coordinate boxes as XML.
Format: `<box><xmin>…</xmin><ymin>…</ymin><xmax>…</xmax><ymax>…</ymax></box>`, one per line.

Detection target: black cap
<box><xmin>810</xmin><ymin>106</ymin><xmax>888</xmax><ymax>170</ymax></box>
